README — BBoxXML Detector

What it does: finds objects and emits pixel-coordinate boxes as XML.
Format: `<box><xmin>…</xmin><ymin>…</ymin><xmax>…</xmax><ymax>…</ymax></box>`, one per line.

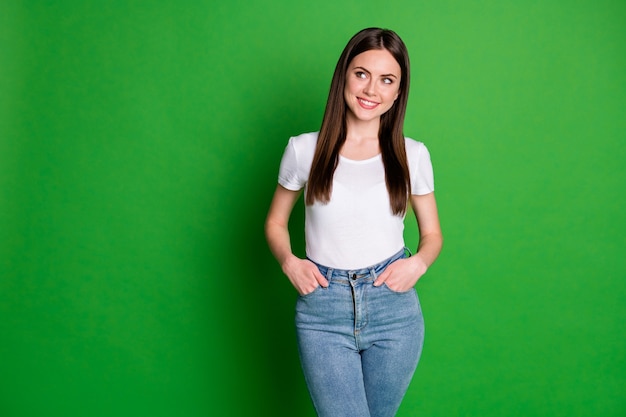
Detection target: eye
<box><xmin>355</xmin><ymin>71</ymin><xmax>367</xmax><ymax>79</ymax></box>
<box><xmin>382</xmin><ymin>77</ymin><xmax>394</xmax><ymax>85</ymax></box>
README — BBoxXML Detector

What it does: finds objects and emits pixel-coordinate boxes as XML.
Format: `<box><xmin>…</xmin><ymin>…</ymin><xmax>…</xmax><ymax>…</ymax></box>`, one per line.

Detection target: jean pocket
<box><xmin>299</xmin><ymin>284</ymin><xmax>323</xmax><ymax>299</ymax></box>
<box><xmin>381</xmin><ymin>282</ymin><xmax>415</xmax><ymax>295</ymax></box>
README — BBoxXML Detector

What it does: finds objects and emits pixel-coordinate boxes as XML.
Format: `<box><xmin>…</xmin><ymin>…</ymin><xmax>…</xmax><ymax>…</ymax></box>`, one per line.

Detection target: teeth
<box><xmin>359</xmin><ymin>99</ymin><xmax>377</xmax><ymax>106</ymax></box>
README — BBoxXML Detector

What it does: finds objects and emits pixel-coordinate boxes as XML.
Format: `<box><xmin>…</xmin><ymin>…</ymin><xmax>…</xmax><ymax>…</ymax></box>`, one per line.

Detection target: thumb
<box><xmin>315</xmin><ymin>269</ymin><xmax>329</xmax><ymax>287</ymax></box>
<box><xmin>374</xmin><ymin>269</ymin><xmax>390</xmax><ymax>287</ymax></box>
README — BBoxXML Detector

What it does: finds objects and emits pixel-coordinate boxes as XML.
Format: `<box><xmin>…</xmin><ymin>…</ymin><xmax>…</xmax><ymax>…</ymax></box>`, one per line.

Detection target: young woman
<box><xmin>265</xmin><ymin>28</ymin><xmax>443</xmax><ymax>417</ymax></box>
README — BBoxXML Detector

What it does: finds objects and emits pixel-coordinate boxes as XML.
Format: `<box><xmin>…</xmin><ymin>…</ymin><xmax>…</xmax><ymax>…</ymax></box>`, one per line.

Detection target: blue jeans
<box><xmin>295</xmin><ymin>248</ymin><xmax>425</xmax><ymax>417</ymax></box>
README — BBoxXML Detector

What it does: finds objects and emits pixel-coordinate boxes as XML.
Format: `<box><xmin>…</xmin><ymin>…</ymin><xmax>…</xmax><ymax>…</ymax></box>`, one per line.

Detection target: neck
<box><xmin>345</xmin><ymin>113</ymin><xmax>380</xmax><ymax>141</ymax></box>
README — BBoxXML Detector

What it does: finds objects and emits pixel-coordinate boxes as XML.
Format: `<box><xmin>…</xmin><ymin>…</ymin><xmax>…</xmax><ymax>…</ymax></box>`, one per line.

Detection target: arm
<box><xmin>374</xmin><ymin>192</ymin><xmax>443</xmax><ymax>291</ymax></box>
<box><xmin>265</xmin><ymin>184</ymin><xmax>328</xmax><ymax>295</ymax></box>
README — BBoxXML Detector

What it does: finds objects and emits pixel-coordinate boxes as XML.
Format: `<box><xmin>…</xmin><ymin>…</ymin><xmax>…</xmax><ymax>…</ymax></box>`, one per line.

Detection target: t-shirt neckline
<box><xmin>338</xmin><ymin>153</ymin><xmax>382</xmax><ymax>164</ymax></box>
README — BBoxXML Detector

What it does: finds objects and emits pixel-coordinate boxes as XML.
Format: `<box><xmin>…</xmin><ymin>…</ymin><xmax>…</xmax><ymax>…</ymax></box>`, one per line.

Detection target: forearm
<box><xmin>265</xmin><ymin>185</ymin><xmax>302</xmax><ymax>269</ymax></box>
<box><xmin>265</xmin><ymin>220</ymin><xmax>297</xmax><ymax>268</ymax></box>
<box><xmin>412</xmin><ymin>231</ymin><xmax>443</xmax><ymax>269</ymax></box>
<box><xmin>408</xmin><ymin>192</ymin><xmax>443</xmax><ymax>271</ymax></box>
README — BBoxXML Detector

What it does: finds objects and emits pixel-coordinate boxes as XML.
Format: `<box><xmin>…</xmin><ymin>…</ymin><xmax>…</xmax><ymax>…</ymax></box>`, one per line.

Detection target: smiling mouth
<box><xmin>357</xmin><ymin>98</ymin><xmax>379</xmax><ymax>109</ymax></box>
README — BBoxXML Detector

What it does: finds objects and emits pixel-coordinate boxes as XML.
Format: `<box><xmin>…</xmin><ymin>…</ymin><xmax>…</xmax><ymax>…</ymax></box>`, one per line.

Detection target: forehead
<box><xmin>349</xmin><ymin>49</ymin><xmax>401</xmax><ymax>75</ymax></box>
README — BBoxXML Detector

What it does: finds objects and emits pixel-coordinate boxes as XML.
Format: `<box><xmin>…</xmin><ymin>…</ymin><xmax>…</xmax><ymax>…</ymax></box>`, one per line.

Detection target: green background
<box><xmin>1</xmin><ymin>1</ymin><xmax>624</xmax><ymax>416</ymax></box>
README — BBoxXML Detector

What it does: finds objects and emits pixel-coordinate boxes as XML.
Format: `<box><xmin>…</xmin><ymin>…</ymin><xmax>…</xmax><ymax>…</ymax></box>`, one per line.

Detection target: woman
<box><xmin>265</xmin><ymin>28</ymin><xmax>442</xmax><ymax>417</ymax></box>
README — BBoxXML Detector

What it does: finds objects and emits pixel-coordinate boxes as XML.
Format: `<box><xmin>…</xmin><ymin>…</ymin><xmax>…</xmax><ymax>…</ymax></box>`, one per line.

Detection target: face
<box><xmin>344</xmin><ymin>49</ymin><xmax>401</xmax><ymax>124</ymax></box>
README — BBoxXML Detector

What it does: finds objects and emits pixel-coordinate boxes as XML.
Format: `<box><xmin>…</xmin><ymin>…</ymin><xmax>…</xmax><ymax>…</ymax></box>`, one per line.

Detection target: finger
<box><xmin>301</xmin><ymin>271</ymin><xmax>322</xmax><ymax>293</ymax></box>
<box><xmin>374</xmin><ymin>268</ymin><xmax>391</xmax><ymax>286</ymax></box>
<box><xmin>314</xmin><ymin>269</ymin><xmax>329</xmax><ymax>287</ymax></box>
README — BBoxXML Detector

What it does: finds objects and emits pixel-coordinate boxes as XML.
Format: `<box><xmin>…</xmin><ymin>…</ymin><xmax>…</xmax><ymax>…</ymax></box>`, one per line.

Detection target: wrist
<box><xmin>280</xmin><ymin>253</ymin><xmax>299</xmax><ymax>273</ymax></box>
<box><xmin>409</xmin><ymin>252</ymin><xmax>428</xmax><ymax>274</ymax></box>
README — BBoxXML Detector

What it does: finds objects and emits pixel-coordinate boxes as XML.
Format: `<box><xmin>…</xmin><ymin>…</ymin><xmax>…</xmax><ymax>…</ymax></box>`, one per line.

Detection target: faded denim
<box><xmin>295</xmin><ymin>248</ymin><xmax>425</xmax><ymax>417</ymax></box>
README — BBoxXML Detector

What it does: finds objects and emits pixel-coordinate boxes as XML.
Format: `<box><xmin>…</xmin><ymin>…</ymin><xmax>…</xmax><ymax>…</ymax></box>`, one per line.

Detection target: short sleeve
<box><xmin>278</xmin><ymin>137</ymin><xmax>306</xmax><ymax>191</ymax></box>
<box><xmin>409</xmin><ymin>141</ymin><xmax>435</xmax><ymax>195</ymax></box>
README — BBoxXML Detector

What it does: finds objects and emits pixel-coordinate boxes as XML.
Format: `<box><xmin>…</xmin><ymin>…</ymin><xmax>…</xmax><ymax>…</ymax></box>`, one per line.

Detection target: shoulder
<box><xmin>285</xmin><ymin>131</ymin><xmax>318</xmax><ymax>163</ymax></box>
<box><xmin>404</xmin><ymin>136</ymin><xmax>430</xmax><ymax>158</ymax></box>
<box><xmin>404</xmin><ymin>136</ymin><xmax>435</xmax><ymax>193</ymax></box>
<box><xmin>289</xmin><ymin>131</ymin><xmax>318</xmax><ymax>149</ymax></box>
<box><xmin>278</xmin><ymin>132</ymin><xmax>319</xmax><ymax>189</ymax></box>
<box><xmin>281</xmin><ymin>132</ymin><xmax>318</xmax><ymax>166</ymax></box>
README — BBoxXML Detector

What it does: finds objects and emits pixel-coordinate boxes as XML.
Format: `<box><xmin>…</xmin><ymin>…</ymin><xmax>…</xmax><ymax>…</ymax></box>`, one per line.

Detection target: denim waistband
<box><xmin>308</xmin><ymin>247</ymin><xmax>410</xmax><ymax>282</ymax></box>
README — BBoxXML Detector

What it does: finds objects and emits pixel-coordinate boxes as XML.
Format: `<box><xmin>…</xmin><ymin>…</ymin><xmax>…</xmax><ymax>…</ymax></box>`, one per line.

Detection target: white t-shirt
<box><xmin>278</xmin><ymin>132</ymin><xmax>434</xmax><ymax>269</ymax></box>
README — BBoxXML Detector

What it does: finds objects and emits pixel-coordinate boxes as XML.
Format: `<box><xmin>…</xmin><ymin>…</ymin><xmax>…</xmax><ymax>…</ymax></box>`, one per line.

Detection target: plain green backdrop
<box><xmin>1</xmin><ymin>1</ymin><xmax>624</xmax><ymax>416</ymax></box>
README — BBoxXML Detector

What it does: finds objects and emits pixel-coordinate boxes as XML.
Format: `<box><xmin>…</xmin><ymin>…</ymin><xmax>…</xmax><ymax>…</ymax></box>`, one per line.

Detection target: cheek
<box><xmin>345</xmin><ymin>79</ymin><xmax>358</xmax><ymax>95</ymax></box>
<box><xmin>391</xmin><ymin>88</ymin><xmax>400</xmax><ymax>101</ymax></box>
<box><xmin>343</xmin><ymin>87</ymin><xmax>351</xmax><ymax>104</ymax></box>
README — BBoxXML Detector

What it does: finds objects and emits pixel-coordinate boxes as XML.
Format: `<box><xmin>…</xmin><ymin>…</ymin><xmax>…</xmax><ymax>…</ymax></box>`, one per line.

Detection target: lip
<box><xmin>357</xmin><ymin>97</ymin><xmax>380</xmax><ymax>109</ymax></box>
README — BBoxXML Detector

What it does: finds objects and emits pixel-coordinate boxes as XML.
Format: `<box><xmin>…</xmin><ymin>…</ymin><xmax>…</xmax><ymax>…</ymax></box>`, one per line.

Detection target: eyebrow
<box><xmin>353</xmin><ymin>66</ymin><xmax>399</xmax><ymax>79</ymax></box>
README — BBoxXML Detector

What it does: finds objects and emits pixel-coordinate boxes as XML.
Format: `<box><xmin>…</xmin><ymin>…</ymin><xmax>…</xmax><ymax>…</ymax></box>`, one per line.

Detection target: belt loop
<box><xmin>404</xmin><ymin>246</ymin><xmax>413</xmax><ymax>257</ymax></box>
<box><xmin>370</xmin><ymin>267</ymin><xmax>377</xmax><ymax>280</ymax></box>
<box><xmin>326</xmin><ymin>267</ymin><xmax>334</xmax><ymax>282</ymax></box>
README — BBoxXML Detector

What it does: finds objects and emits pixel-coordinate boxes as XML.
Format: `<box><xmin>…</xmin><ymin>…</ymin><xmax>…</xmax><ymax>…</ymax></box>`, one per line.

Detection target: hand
<box><xmin>282</xmin><ymin>255</ymin><xmax>329</xmax><ymax>296</ymax></box>
<box><xmin>373</xmin><ymin>255</ymin><xmax>428</xmax><ymax>292</ymax></box>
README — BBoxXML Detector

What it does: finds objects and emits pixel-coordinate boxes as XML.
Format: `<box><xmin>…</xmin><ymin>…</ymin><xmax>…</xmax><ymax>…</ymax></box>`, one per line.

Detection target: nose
<box><xmin>363</xmin><ymin>78</ymin><xmax>376</xmax><ymax>97</ymax></box>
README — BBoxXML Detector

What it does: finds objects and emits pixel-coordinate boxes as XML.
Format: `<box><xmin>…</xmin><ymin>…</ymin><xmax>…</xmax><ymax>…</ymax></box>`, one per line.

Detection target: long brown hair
<box><xmin>305</xmin><ymin>27</ymin><xmax>412</xmax><ymax>215</ymax></box>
